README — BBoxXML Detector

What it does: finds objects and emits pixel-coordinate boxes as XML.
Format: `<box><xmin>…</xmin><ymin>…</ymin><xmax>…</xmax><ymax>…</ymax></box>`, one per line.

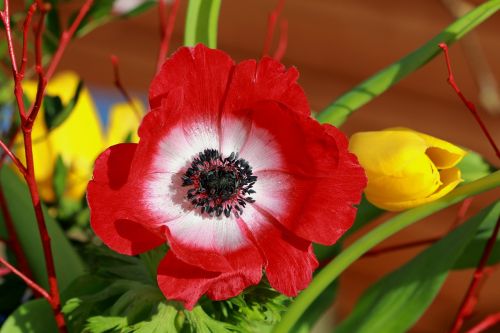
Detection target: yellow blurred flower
<box><xmin>14</xmin><ymin>72</ymin><xmax>143</xmax><ymax>202</ymax></box>
<box><xmin>349</xmin><ymin>128</ymin><xmax>467</xmax><ymax>211</ymax></box>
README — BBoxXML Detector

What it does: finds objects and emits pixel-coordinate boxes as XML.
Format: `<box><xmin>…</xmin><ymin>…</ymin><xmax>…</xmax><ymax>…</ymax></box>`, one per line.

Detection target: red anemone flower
<box><xmin>87</xmin><ymin>44</ymin><xmax>366</xmax><ymax>309</ymax></box>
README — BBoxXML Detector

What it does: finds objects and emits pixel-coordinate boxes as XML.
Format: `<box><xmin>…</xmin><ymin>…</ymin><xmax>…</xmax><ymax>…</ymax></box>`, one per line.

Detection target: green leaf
<box><xmin>184</xmin><ymin>0</ymin><xmax>221</xmax><ymax>48</ymax></box>
<box><xmin>43</xmin><ymin>80</ymin><xmax>83</xmax><ymax>131</ymax></box>
<box><xmin>0</xmin><ymin>299</ymin><xmax>58</xmax><ymax>333</ymax></box>
<box><xmin>457</xmin><ymin>150</ymin><xmax>493</xmax><ymax>183</ymax></box>
<box><xmin>454</xmin><ymin>206</ymin><xmax>500</xmax><ymax>269</ymax></box>
<box><xmin>315</xmin><ymin>0</ymin><xmax>500</xmax><ymax>126</ymax></box>
<box><xmin>0</xmin><ymin>167</ymin><xmax>85</xmax><ymax>292</ymax></box>
<box><xmin>119</xmin><ymin>1</ymin><xmax>156</xmax><ymax>18</ymax></box>
<box><xmin>74</xmin><ymin>0</ymin><xmax>114</xmax><ymax>38</ymax></box>
<box><xmin>52</xmin><ymin>155</ymin><xmax>68</xmax><ymax>201</ymax></box>
<box><xmin>272</xmin><ymin>171</ymin><xmax>500</xmax><ymax>333</ymax></box>
<box><xmin>335</xmin><ymin>201</ymin><xmax>500</xmax><ymax>333</ymax></box>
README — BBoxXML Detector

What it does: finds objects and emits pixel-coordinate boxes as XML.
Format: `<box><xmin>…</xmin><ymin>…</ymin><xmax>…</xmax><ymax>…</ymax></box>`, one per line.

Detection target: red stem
<box><xmin>110</xmin><ymin>55</ymin><xmax>142</xmax><ymax>120</ymax></box>
<box><xmin>272</xmin><ymin>19</ymin><xmax>288</xmax><ymax>61</ymax></box>
<box><xmin>439</xmin><ymin>43</ymin><xmax>500</xmax><ymax>159</ymax></box>
<box><xmin>0</xmin><ymin>186</ymin><xmax>33</xmax><ymax>280</ymax></box>
<box><xmin>0</xmin><ymin>139</ymin><xmax>27</xmax><ymax>176</ymax></box>
<box><xmin>45</xmin><ymin>0</ymin><xmax>93</xmax><ymax>81</ymax></box>
<box><xmin>156</xmin><ymin>0</ymin><xmax>180</xmax><ymax>73</ymax></box>
<box><xmin>449</xmin><ymin>216</ymin><xmax>500</xmax><ymax>333</ymax></box>
<box><xmin>466</xmin><ymin>313</ymin><xmax>500</xmax><ymax>333</ymax></box>
<box><xmin>0</xmin><ymin>256</ymin><xmax>50</xmax><ymax>301</ymax></box>
<box><xmin>262</xmin><ymin>0</ymin><xmax>286</xmax><ymax>57</ymax></box>
<box><xmin>0</xmin><ymin>0</ymin><xmax>93</xmax><ymax>331</ymax></box>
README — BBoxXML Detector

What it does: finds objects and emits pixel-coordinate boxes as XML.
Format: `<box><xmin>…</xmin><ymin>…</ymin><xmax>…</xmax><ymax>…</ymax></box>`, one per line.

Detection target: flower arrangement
<box><xmin>0</xmin><ymin>1</ymin><xmax>498</xmax><ymax>333</ymax></box>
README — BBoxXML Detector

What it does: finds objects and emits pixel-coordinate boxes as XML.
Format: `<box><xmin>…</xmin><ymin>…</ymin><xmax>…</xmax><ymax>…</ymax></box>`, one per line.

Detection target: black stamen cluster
<box><xmin>181</xmin><ymin>149</ymin><xmax>257</xmax><ymax>218</ymax></box>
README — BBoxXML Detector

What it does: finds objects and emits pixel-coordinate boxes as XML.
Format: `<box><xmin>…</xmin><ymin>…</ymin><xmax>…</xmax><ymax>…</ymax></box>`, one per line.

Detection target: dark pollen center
<box><xmin>181</xmin><ymin>149</ymin><xmax>257</xmax><ymax>218</ymax></box>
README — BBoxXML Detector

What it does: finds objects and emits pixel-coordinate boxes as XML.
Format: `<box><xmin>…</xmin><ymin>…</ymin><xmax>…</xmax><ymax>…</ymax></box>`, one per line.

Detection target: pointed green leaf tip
<box><xmin>316</xmin><ymin>0</ymin><xmax>500</xmax><ymax>126</ymax></box>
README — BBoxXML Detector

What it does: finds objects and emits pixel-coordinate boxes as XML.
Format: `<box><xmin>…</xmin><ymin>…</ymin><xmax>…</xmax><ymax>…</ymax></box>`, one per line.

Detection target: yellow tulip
<box><xmin>349</xmin><ymin>128</ymin><xmax>467</xmax><ymax>211</ymax></box>
<box><xmin>14</xmin><ymin>72</ymin><xmax>142</xmax><ymax>202</ymax></box>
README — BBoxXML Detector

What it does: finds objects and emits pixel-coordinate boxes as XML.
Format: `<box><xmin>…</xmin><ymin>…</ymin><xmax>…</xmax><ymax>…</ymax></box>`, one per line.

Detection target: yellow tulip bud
<box><xmin>349</xmin><ymin>128</ymin><xmax>467</xmax><ymax>211</ymax></box>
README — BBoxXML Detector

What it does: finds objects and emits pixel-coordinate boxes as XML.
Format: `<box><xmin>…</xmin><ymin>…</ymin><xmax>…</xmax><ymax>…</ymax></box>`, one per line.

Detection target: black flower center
<box><xmin>181</xmin><ymin>149</ymin><xmax>257</xmax><ymax>218</ymax></box>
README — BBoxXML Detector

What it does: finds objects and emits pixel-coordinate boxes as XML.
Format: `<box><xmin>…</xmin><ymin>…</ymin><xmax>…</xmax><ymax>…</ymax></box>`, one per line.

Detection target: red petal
<box><xmin>240</xmin><ymin>204</ymin><xmax>318</xmax><ymax>296</ymax></box>
<box><xmin>157</xmin><ymin>251</ymin><xmax>262</xmax><ymax>310</ymax></box>
<box><xmin>149</xmin><ymin>44</ymin><xmax>234</xmax><ymax>125</ymax></box>
<box><xmin>224</xmin><ymin>57</ymin><xmax>309</xmax><ymax>116</ymax></box>
<box><xmin>241</xmin><ymin>102</ymin><xmax>366</xmax><ymax>245</ymax></box>
<box><xmin>87</xmin><ymin>144</ymin><xmax>166</xmax><ymax>255</ymax></box>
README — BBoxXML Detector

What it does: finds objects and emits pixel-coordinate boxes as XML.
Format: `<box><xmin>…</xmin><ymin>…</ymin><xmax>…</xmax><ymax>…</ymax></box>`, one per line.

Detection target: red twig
<box><xmin>466</xmin><ymin>313</ymin><xmax>500</xmax><ymax>333</ymax></box>
<box><xmin>0</xmin><ymin>1</ymin><xmax>93</xmax><ymax>331</ymax></box>
<box><xmin>318</xmin><ymin>198</ymin><xmax>475</xmax><ymax>268</ymax></box>
<box><xmin>272</xmin><ymin>19</ymin><xmax>288</xmax><ymax>61</ymax></box>
<box><xmin>0</xmin><ymin>266</ymin><xmax>10</xmax><ymax>277</ymax></box>
<box><xmin>449</xmin><ymin>216</ymin><xmax>500</xmax><ymax>333</ymax></box>
<box><xmin>156</xmin><ymin>0</ymin><xmax>180</xmax><ymax>73</ymax></box>
<box><xmin>45</xmin><ymin>0</ymin><xmax>93</xmax><ymax>81</ymax></box>
<box><xmin>0</xmin><ymin>256</ymin><xmax>50</xmax><ymax>301</ymax></box>
<box><xmin>110</xmin><ymin>55</ymin><xmax>142</xmax><ymax>120</ymax></box>
<box><xmin>439</xmin><ymin>43</ymin><xmax>500</xmax><ymax>159</ymax></box>
<box><xmin>20</xmin><ymin>3</ymin><xmax>37</xmax><ymax>75</ymax></box>
<box><xmin>0</xmin><ymin>139</ymin><xmax>27</xmax><ymax>176</ymax></box>
<box><xmin>262</xmin><ymin>0</ymin><xmax>286</xmax><ymax>57</ymax></box>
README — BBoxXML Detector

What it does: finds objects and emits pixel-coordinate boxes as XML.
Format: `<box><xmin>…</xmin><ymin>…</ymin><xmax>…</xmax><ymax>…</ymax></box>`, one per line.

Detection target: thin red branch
<box><xmin>1</xmin><ymin>1</ymin><xmax>27</xmax><ymax>120</ymax></box>
<box><xmin>0</xmin><ymin>185</ymin><xmax>33</xmax><ymax>279</ymax></box>
<box><xmin>156</xmin><ymin>0</ymin><xmax>180</xmax><ymax>73</ymax></box>
<box><xmin>439</xmin><ymin>43</ymin><xmax>500</xmax><ymax>159</ymax></box>
<box><xmin>0</xmin><ymin>256</ymin><xmax>50</xmax><ymax>300</ymax></box>
<box><xmin>45</xmin><ymin>0</ymin><xmax>93</xmax><ymax>81</ymax></box>
<box><xmin>449</xmin><ymin>217</ymin><xmax>500</xmax><ymax>333</ymax></box>
<box><xmin>0</xmin><ymin>266</ymin><xmax>10</xmax><ymax>277</ymax></box>
<box><xmin>20</xmin><ymin>3</ymin><xmax>37</xmax><ymax>75</ymax></box>
<box><xmin>319</xmin><ymin>198</ymin><xmax>475</xmax><ymax>268</ymax></box>
<box><xmin>466</xmin><ymin>313</ymin><xmax>500</xmax><ymax>333</ymax></box>
<box><xmin>272</xmin><ymin>19</ymin><xmax>288</xmax><ymax>61</ymax></box>
<box><xmin>110</xmin><ymin>55</ymin><xmax>142</xmax><ymax>120</ymax></box>
<box><xmin>0</xmin><ymin>139</ymin><xmax>27</xmax><ymax>176</ymax></box>
<box><xmin>262</xmin><ymin>0</ymin><xmax>286</xmax><ymax>57</ymax></box>
<box><xmin>363</xmin><ymin>236</ymin><xmax>442</xmax><ymax>257</ymax></box>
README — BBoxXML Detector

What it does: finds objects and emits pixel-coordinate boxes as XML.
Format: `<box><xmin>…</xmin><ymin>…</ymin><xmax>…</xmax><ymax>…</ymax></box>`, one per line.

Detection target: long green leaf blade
<box><xmin>272</xmin><ymin>171</ymin><xmax>500</xmax><ymax>333</ymax></box>
<box><xmin>0</xmin><ymin>167</ymin><xmax>85</xmax><ymax>291</ymax></box>
<box><xmin>316</xmin><ymin>0</ymin><xmax>500</xmax><ymax>126</ymax></box>
<box><xmin>335</xmin><ymin>201</ymin><xmax>500</xmax><ymax>333</ymax></box>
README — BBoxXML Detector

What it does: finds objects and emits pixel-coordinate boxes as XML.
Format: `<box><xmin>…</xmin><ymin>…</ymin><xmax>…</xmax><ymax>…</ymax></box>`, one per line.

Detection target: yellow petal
<box><xmin>387</xmin><ymin>127</ymin><xmax>467</xmax><ymax>169</ymax></box>
<box><xmin>106</xmin><ymin>99</ymin><xmax>143</xmax><ymax>147</ymax></box>
<box><xmin>367</xmin><ymin>167</ymin><xmax>463</xmax><ymax>211</ymax></box>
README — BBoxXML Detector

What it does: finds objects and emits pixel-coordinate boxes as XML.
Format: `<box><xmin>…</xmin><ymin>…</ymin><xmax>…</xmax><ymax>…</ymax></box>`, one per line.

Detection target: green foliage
<box><xmin>43</xmin><ymin>80</ymin><xmax>83</xmax><ymax>131</ymax></box>
<box><xmin>0</xmin><ymin>167</ymin><xmax>85</xmax><ymax>291</ymax></box>
<box><xmin>59</xmin><ymin>246</ymin><xmax>290</xmax><ymax>333</ymax></box>
<box><xmin>335</xmin><ymin>201</ymin><xmax>500</xmax><ymax>333</ymax></box>
<box><xmin>457</xmin><ymin>149</ymin><xmax>494</xmax><ymax>183</ymax></box>
<box><xmin>52</xmin><ymin>155</ymin><xmax>69</xmax><ymax>201</ymax></box>
<box><xmin>0</xmin><ymin>299</ymin><xmax>58</xmax><ymax>333</ymax></box>
<box><xmin>74</xmin><ymin>0</ymin><xmax>156</xmax><ymax>38</ymax></box>
<box><xmin>184</xmin><ymin>0</ymin><xmax>221</xmax><ymax>48</ymax></box>
<box><xmin>273</xmin><ymin>171</ymin><xmax>500</xmax><ymax>333</ymax></box>
<box><xmin>454</xmin><ymin>202</ymin><xmax>500</xmax><ymax>269</ymax></box>
<box><xmin>315</xmin><ymin>0</ymin><xmax>500</xmax><ymax>126</ymax></box>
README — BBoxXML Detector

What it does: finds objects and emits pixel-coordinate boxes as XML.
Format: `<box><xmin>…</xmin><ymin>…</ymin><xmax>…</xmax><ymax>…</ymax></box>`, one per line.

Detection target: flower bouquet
<box><xmin>0</xmin><ymin>1</ymin><xmax>499</xmax><ymax>332</ymax></box>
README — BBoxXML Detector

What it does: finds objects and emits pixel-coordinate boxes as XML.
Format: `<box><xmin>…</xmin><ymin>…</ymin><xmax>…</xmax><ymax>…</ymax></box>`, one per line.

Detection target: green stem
<box><xmin>315</xmin><ymin>0</ymin><xmax>500</xmax><ymax>126</ymax></box>
<box><xmin>273</xmin><ymin>171</ymin><xmax>500</xmax><ymax>333</ymax></box>
<box><xmin>184</xmin><ymin>0</ymin><xmax>222</xmax><ymax>48</ymax></box>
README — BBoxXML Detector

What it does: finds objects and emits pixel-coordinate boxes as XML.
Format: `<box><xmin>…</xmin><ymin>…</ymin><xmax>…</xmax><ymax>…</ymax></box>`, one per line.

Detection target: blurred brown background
<box><xmin>56</xmin><ymin>0</ymin><xmax>500</xmax><ymax>332</ymax></box>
